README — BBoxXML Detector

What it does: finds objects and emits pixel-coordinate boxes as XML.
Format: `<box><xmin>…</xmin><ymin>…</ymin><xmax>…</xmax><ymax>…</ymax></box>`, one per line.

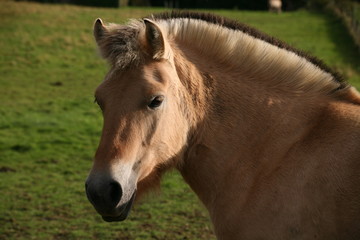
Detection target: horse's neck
<box><xmin>179</xmin><ymin>82</ymin><xmax>328</xmax><ymax>207</ymax></box>
<box><xmin>167</xmin><ymin>19</ymin><xmax>356</xmax><ymax>222</ymax></box>
<box><xmin>173</xmin><ymin>35</ymin><xmax>333</xmax><ymax>216</ymax></box>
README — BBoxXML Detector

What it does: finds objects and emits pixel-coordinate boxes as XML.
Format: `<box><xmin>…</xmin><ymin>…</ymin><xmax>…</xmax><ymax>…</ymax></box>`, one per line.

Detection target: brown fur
<box><xmin>87</xmin><ymin>12</ymin><xmax>360</xmax><ymax>239</ymax></box>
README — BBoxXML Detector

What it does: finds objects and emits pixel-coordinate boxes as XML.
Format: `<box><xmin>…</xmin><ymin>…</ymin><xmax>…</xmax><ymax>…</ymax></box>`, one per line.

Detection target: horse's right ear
<box><xmin>94</xmin><ymin>18</ymin><xmax>107</xmax><ymax>44</ymax></box>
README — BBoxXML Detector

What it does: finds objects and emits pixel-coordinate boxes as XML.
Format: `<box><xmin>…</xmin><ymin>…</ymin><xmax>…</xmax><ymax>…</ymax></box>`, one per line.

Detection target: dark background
<box><xmin>18</xmin><ymin>0</ymin><xmax>309</xmax><ymax>10</ymax></box>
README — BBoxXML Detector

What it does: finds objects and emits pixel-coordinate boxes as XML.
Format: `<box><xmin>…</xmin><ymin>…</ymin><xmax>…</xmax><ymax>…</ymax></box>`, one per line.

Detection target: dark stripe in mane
<box><xmin>150</xmin><ymin>11</ymin><xmax>347</xmax><ymax>89</ymax></box>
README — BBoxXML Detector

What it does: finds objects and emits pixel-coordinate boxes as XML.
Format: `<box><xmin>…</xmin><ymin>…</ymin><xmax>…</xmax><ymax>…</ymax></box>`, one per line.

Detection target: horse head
<box><xmin>85</xmin><ymin>18</ymin><xmax>190</xmax><ymax>222</ymax></box>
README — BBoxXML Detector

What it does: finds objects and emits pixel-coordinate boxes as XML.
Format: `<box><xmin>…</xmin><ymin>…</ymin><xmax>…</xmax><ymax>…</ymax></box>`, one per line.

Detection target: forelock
<box><xmin>97</xmin><ymin>20</ymin><xmax>144</xmax><ymax>68</ymax></box>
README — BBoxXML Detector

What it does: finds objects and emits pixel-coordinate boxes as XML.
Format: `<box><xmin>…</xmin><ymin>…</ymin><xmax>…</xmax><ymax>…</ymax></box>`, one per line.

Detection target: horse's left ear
<box><xmin>143</xmin><ymin>19</ymin><xmax>168</xmax><ymax>60</ymax></box>
<box><xmin>94</xmin><ymin>18</ymin><xmax>107</xmax><ymax>44</ymax></box>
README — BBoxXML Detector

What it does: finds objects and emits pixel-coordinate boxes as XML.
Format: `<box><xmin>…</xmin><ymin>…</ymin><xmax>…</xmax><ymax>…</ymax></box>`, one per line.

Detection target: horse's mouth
<box><xmin>102</xmin><ymin>190</ymin><xmax>136</xmax><ymax>222</ymax></box>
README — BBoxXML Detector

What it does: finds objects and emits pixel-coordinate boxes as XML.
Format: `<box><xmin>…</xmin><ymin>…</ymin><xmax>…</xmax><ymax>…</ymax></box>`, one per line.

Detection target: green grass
<box><xmin>0</xmin><ymin>1</ymin><xmax>359</xmax><ymax>239</ymax></box>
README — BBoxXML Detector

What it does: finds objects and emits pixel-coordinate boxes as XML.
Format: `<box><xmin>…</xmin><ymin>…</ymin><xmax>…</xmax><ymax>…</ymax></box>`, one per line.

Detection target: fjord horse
<box><xmin>85</xmin><ymin>12</ymin><xmax>360</xmax><ymax>239</ymax></box>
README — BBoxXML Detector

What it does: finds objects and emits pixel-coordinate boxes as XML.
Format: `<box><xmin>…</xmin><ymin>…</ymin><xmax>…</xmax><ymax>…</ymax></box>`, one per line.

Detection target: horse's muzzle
<box><xmin>85</xmin><ymin>179</ymin><xmax>136</xmax><ymax>222</ymax></box>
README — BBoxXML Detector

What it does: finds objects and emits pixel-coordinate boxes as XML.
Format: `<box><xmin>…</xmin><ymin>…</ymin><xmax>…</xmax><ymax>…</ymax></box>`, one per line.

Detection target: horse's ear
<box><xmin>94</xmin><ymin>18</ymin><xmax>107</xmax><ymax>44</ymax></box>
<box><xmin>143</xmin><ymin>18</ymin><xmax>167</xmax><ymax>59</ymax></box>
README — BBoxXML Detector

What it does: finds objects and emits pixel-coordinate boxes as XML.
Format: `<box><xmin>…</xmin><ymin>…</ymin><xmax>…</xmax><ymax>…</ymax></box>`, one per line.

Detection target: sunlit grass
<box><xmin>0</xmin><ymin>1</ymin><xmax>359</xmax><ymax>239</ymax></box>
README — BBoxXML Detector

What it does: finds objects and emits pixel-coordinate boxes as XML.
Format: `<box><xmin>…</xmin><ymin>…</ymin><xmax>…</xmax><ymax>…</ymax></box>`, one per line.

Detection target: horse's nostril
<box><xmin>85</xmin><ymin>179</ymin><xmax>123</xmax><ymax>212</ymax></box>
<box><xmin>109</xmin><ymin>181</ymin><xmax>122</xmax><ymax>206</ymax></box>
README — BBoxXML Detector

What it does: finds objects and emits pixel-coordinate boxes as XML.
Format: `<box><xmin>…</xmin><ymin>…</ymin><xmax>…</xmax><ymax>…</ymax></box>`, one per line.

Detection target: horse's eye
<box><xmin>148</xmin><ymin>95</ymin><xmax>164</xmax><ymax>109</ymax></box>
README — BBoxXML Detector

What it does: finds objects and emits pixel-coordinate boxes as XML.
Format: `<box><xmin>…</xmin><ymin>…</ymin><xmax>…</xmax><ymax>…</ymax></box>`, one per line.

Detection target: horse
<box><xmin>85</xmin><ymin>11</ymin><xmax>360</xmax><ymax>239</ymax></box>
<box><xmin>269</xmin><ymin>0</ymin><xmax>282</xmax><ymax>13</ymax></box>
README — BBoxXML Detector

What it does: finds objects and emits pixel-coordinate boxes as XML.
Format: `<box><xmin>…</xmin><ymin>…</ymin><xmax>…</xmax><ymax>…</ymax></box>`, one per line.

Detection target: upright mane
<box><xmin>98</xmin><ymin>11</ymin><xmax>350</xmax><ymax>96</ymax></box>
<box><xmin>152</xmin><ymin>11</ymin><xmax>345</xmax><ymax>85</ymax></box>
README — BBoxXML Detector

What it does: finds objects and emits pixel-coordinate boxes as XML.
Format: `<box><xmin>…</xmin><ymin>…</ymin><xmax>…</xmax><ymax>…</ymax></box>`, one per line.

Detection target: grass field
<box><xmin>1</xmin><ymin>1</ymin><xmax>359</xmax><ymax>239</ymax></box>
